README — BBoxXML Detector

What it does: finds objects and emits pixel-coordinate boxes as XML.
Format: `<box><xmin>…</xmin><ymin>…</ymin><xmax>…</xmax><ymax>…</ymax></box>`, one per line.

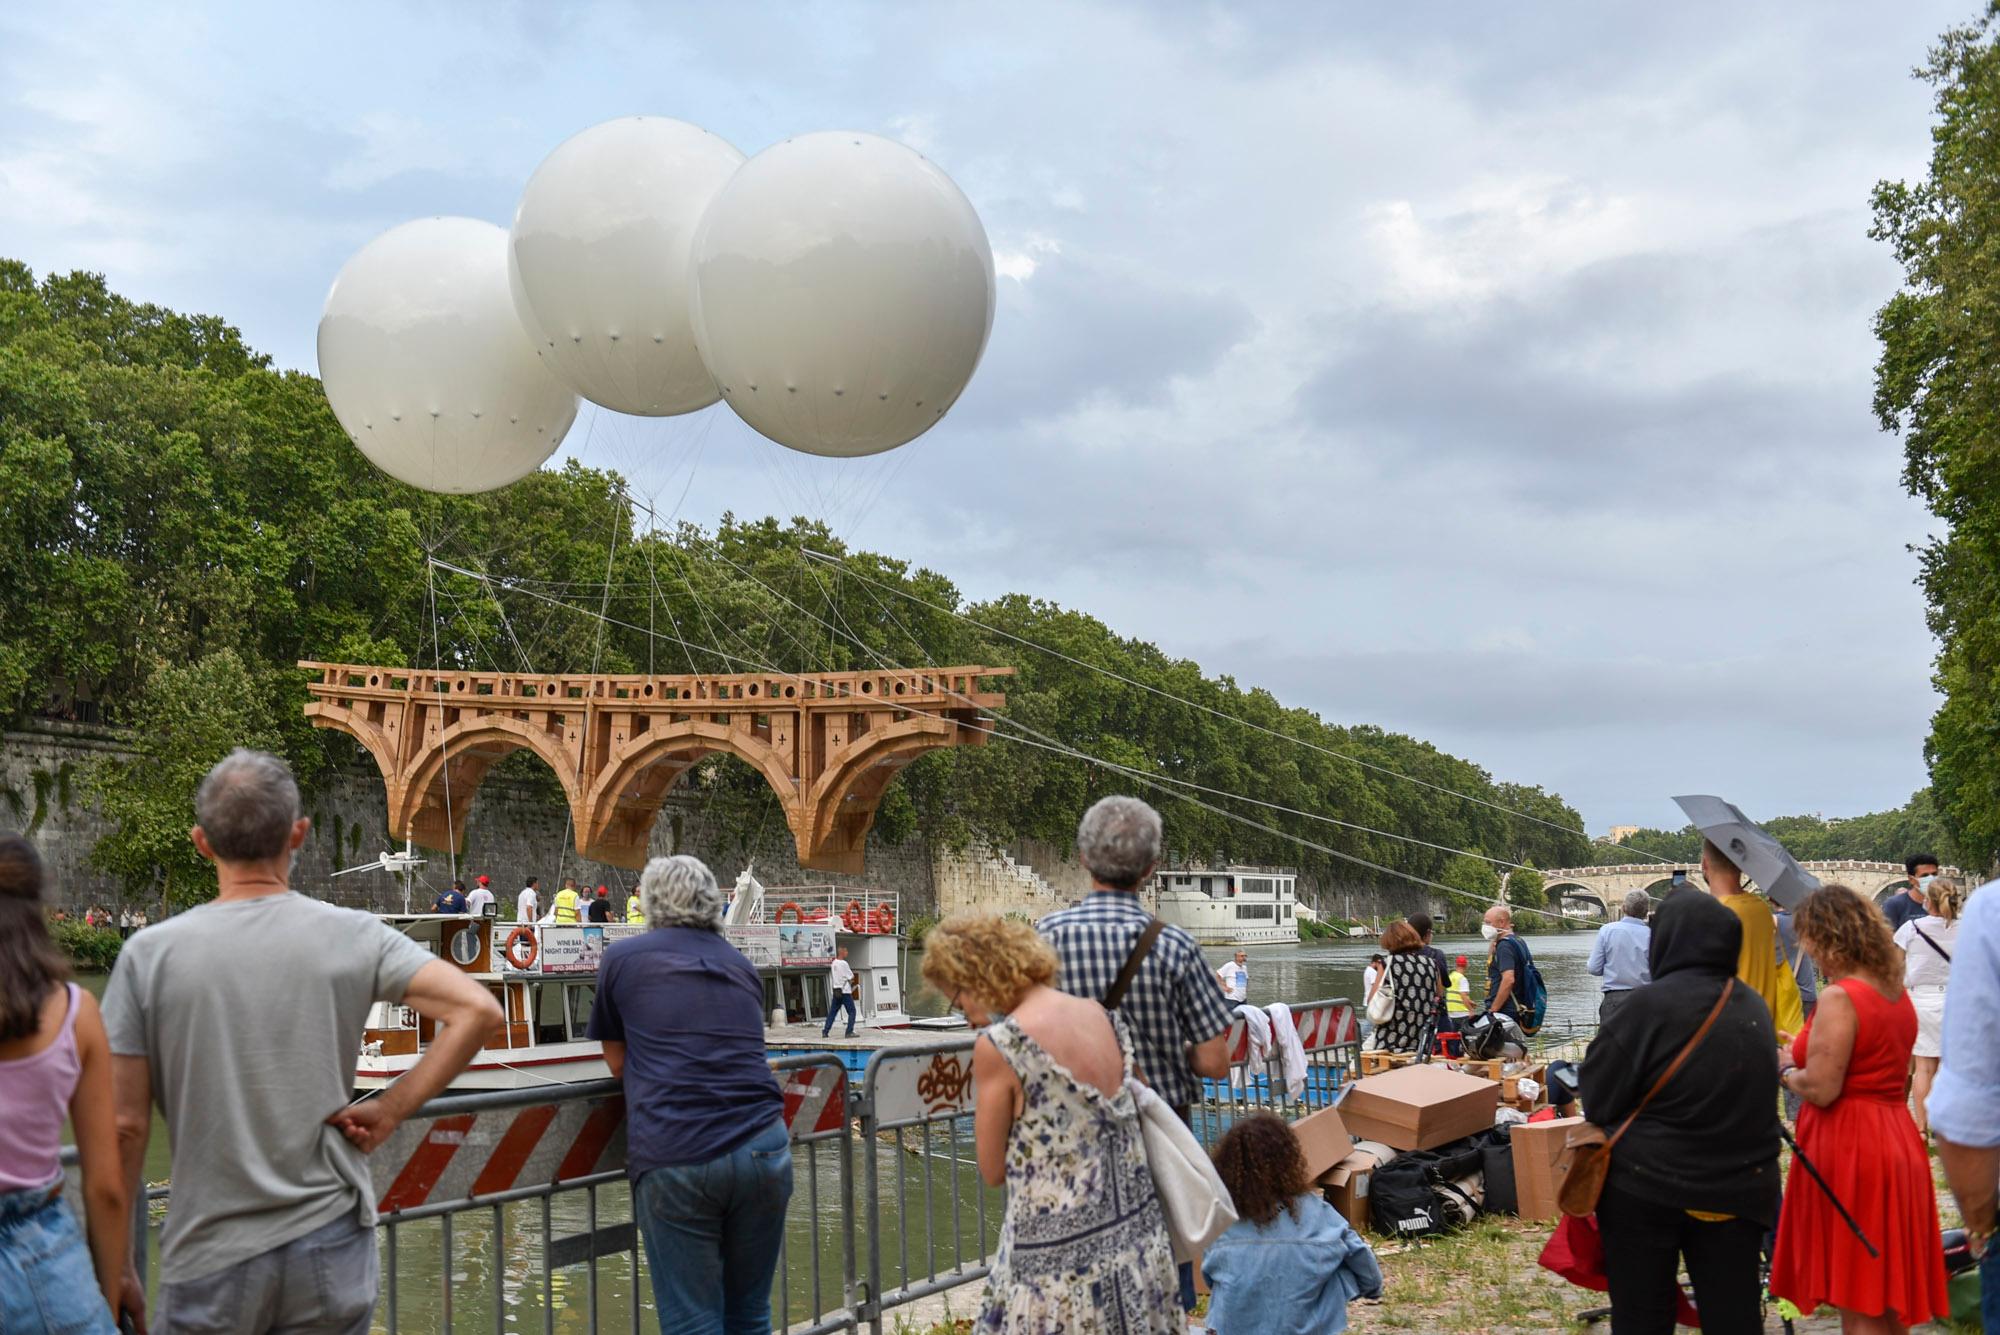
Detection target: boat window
<box><xmin>566</xmin><ymin>984</ymin><xmax>596</xmax><ymax>1040</ymax></box>
<box><xmin>1236</xmin><ymin>903</ymin><xmax>1276</xmax><ymax>920</ymax></box>
<box><xmin>1200</xmin><ymin>877</ymin><xmax>1213</xmax><ymax>895</ymax></box>
<box><xmin>535</xmin><ymin>985</ymin><xmax>567</xmax><ymax>1044</ymax></box>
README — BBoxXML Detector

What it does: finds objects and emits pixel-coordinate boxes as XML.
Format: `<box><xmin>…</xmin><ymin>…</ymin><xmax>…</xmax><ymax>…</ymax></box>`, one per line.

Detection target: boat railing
<box><xmin>756</xmin><ymin>884</ymin><xmax>902</xmax><ymax>935</ymax></box>
<box><xmin>64</xmin><ymin>999</ymin><xmax>1360</xmax><ymax>1334</ymax></box>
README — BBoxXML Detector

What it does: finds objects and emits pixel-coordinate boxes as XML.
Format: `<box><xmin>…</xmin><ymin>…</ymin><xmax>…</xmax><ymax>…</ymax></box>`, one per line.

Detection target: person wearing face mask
<box><xmin>1881</xmin><ymin>854</ymin><xmax>1940</xmax><ymax>933</ymax></box>
<box><xmin>1480</xmin><ymin>905</ymin><xmax>1524</xmax><ymax>1023</ymax></box>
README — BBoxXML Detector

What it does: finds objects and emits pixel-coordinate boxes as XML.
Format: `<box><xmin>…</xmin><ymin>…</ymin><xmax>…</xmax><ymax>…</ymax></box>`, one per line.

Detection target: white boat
<box><xmin>1149</xmin><ymin>865</ymin><xmax>1302</xmax><ymax>945</ymax></box>
<box><xmin>355</xmin><ymin>879</ymin><xmax>914</xmax><ymax>1091</ymax></box>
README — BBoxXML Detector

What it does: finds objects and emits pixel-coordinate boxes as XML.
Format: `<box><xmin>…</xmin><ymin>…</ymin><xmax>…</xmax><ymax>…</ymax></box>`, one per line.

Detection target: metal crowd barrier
<box><xmin>60</xmin><ymin>997</ymin><xmax>1358</xmax><ymax>1335</ymax></box>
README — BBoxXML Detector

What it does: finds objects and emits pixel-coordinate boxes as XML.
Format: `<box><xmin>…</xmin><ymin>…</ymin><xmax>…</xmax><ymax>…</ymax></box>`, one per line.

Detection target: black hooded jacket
<box><xmin>1578</xmin><ymin>887</ymin><xmax>1782</xmax><ymax>1225</ymax></box>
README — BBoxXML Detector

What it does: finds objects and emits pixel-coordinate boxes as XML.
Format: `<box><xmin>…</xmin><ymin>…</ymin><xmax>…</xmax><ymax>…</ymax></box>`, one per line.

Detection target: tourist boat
<box><xmin>1149</xmin><ymin>864</ymin><xmax>1303</xmax><ymax>944</ymax></box>
<box><xmin>354</xmin><ymin>877</ymin><xmax>922</xmax><ymax>1091</ymax></box>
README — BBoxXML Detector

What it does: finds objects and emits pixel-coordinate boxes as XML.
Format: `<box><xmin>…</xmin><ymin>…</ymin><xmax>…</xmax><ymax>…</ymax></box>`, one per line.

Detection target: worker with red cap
<box><xmin>464</xmin><ymin>874</ymin><xmax>495</xmax><ymax>917</ymax></box>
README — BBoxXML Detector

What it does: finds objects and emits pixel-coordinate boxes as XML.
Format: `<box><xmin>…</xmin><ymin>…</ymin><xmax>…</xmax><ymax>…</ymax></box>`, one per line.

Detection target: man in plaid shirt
<box><xmin>1038</xmin><ymin>795</ymin><xmax>1234</xmax><ymax>1314</ymax></box>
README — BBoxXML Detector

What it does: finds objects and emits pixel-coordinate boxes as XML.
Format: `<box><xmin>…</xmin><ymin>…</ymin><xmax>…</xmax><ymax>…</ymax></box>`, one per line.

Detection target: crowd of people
<box><xmin>4</xmin><ymin>757</ymin><xmax>1997</xmax><ymax>1335</ymax></box>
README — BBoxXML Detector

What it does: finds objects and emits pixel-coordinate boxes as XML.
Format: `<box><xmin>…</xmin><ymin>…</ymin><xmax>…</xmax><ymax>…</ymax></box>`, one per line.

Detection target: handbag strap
<box><xmin>1104</xmin><ymin>916</ymin><xmax>1167</xmax><ymax>1011</ymax></box>
<box><xmin>1604</xmin><ymin>978</ymin><xmax>1734</xmax><ymax>1152</ymax></box>
<box><xmin>1912</xmin><ymin>923</ymin><xmax>1952</xmax><ymax>963</ymax></box>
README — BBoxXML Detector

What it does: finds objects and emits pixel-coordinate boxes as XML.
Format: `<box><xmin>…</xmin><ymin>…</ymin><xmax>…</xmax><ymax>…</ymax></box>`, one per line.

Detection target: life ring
<box><xmin>774</xmin><ymin>901</ymin><xmax>803</xmax><ymax>924</ymax></box>
<box><xmin>842</xmin><ymin>900</ymin><xmax>866</xmax><ymax>934</ymax></box>
<box><xmin>873</xmin><ymin>904</ymin><xmax>895</xmax><ymax>933</ymax></box>
<box><xmin>503</xmin><ymin>926</ymin><xmax>539</xmax><ymax>971</ymax></box>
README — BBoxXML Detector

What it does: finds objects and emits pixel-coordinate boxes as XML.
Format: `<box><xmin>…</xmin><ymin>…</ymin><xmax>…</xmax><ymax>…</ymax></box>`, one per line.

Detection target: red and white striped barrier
<box><xmin>778</xmin><ymin>1062</ymin><xmax>849</xmax><ymax>1137</ymax></box>
<box><xmin>367</xmin><ymin>1060</ymin><xmax>850</xmax><ymax>1215</ymax></box>
<box><xmin>370</xmin><ymin>1092</ymin><xmax>628</xmax><ymax>1214</ymax></box>
<box><xmin>1224</xmin><ymin>1000</ymin><xmax>1357</xmax><ymax>1063</ymax></box>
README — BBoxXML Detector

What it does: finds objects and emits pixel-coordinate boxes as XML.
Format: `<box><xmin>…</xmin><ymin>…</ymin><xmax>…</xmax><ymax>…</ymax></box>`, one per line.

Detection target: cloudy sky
<box><xmin>1</xmin><ymin>2</ymin><xmax>1969</xmax><ymax>840</ymax></box>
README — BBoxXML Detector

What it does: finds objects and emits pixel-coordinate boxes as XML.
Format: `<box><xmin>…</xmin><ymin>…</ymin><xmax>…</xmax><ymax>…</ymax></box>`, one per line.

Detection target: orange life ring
<box><xmin>873</xmin><ymin>903</ymin><xmax>895</xmax><ymax>933</ymax></box>
<box><xmin>503</xmin><ymin>926</ymin><xmax>539</xmax><ymax>971</ymax></box>
<box><xmin>774</xmin><ymin>901</ymin><xmax>803</xmax><ymax>924</ymax></box>
<box><xmin>842</xmin><ymin>900</ymin><xmax>866</xmax><ymax>934</ymax></box>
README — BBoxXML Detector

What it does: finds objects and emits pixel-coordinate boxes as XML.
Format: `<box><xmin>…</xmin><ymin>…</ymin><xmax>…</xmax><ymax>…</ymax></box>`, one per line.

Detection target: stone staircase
<box><xmin>934</xmin><ymin>839</ymin><xmax>1068</xmax><ymax>919</ymax></box>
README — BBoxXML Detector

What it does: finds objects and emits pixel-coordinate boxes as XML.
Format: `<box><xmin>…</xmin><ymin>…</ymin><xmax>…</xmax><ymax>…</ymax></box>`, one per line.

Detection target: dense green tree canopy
<box><xmin>1872</xmin><ymin>13</ymin><xmax>2000</xmax><ymax>870</ymax></box>
<box><xmin>1</xmin><ymin>260</ymin><xmax>1595</xmax><ymax>904</ymax></box>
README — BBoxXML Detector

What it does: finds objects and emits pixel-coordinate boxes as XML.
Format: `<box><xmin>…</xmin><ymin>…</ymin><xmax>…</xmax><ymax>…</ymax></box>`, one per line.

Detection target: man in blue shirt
<box><xmin>1928</xmin><ymin>881</ymin><xmax>1998</xmax><ymax>1329</ymax></box>
<box><xmin>588</xmin><ymin>855</ymin><xmax>788</xmax><ymax>1333</ymax></box>
<box><xmin>1586</xmin><ymin>890</ymin><xmax>1653</xmax><ymax>1025</ymax></box>
<box><xmin>1880</xmin><ymin>852</ymin><xmax>1940</xmax><ymax>932</ymax></box>
<box><xmin>430</xmin><ymin>880</ymin><xmax>468</xmax><ymax>914</ymax></box>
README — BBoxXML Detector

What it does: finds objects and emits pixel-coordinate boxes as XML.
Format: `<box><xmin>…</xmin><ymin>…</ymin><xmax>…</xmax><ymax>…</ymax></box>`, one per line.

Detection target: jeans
<box><xmin>159</xmin><ymin>1214</ymin><xmax>376</xmax><ymax>1335</ymax></box>
<box><xmin>822</xmin><ymin>991</ymin><xmax>857</xmax><ymax>1036</ymax></box>
<box><xmin>1596</xmin><ymin>1183</ymin><xmax>1763</xmax><ymax>1335</ymax></box>
<box><xmin>1983</xmin><ymin>1238</ymin><xmax>1998</xmax><ymax>1333</ymax></box>
<box><xmin>1173</xmin><ymin>1105</ymin><xmax>1196</xmax><ymax>1313</ymax></box>
<box><xmin>1599</xmin><ymin>990</ymin><xmax>1633</xmax><ymax>1027</ymax></box>
<box><xmin>634</xmin><ymin>1119</ymin><xmax>794</xmax><ymax>1335</ymax></box>
<box><xmin>0</xmin><ymin>1185</ymin><xmax>116</xmax><ymax>1334</ymax></box>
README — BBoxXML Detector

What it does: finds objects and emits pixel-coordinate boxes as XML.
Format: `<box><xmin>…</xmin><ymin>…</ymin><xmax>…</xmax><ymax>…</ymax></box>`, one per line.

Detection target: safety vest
<box><xmin>626</xmin><ymin>898</ymin><xmax>645</xmax><ymax>924</ymax></box>
<box><xmin>1446</xmin><ymin>970</ymin><xmax>1473</xmax><ymax>1016</ymax></box>
<box><xmin>552</xmin><ymin>888</ymin><xmax>582</xmax><ymax>924</ymax></box>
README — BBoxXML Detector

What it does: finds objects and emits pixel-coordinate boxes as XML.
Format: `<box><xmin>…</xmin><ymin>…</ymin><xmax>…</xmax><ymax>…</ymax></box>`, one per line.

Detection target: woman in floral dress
<box><xmin>921</xmin><ymin>914</ymin><xmax>1180</xmax><ymax>1334</ymax></box>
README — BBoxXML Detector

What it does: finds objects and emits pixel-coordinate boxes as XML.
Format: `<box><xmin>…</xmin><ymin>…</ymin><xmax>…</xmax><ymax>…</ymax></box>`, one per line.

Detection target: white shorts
<box><xmin>1911</xmin><ymin>985</ymin><xmax>1947</xmax><ymax>1059</ymax></box>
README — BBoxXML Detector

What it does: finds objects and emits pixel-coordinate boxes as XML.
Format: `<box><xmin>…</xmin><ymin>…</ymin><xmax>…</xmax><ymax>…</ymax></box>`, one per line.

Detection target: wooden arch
<box><xmin>301</xmin><ymin>661</ymin><xmax>1010</xmax><ymax>873</ymax></box>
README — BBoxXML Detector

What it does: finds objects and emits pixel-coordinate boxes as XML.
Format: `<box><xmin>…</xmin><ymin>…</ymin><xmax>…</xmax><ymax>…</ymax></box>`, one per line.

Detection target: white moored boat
<box><xmin>1149</xmin><ymin>864</ymin><xmax>1302</xmax><ymax>945</ymax></box>
<box><xmin>355</xmin><ymin>876</ymin><xmax>916</xmax><ymax>1092</ymax></box>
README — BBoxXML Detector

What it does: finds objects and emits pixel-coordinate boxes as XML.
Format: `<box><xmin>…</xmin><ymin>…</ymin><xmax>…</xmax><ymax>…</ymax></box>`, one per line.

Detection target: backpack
<box><xmin>1509</xmin><ymin>936</ymin><xmax>1548</xmax><ymax>1036</ymax></box>
<box><xmin>1370</xmin><ymin>1161</ymin><xmax>1452</xmax><ymax>1238</ymax></box>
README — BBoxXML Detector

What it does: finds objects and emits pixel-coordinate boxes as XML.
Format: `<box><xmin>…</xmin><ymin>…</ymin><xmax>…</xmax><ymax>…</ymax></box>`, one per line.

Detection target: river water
<box><xmin>79</xmin><ymin>928</ymin><xmax>1606</xmax><ymax>1331</ymax></box>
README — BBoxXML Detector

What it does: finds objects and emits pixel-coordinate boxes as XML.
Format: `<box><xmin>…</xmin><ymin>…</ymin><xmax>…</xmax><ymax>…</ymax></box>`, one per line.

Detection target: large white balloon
<box><xmin>690</xmin><ymin>131</ymin><xmax>995</xmax><ymax>457</ymax></box>
<box><xmin>510</xmin><ymin>117</ymin><xmax>744</xmax><ymax>416</ymax></box>
<box><xmin>319</xmin><ymin>218</ymin><xmax>577</xmax><ymax>494</ymax></box>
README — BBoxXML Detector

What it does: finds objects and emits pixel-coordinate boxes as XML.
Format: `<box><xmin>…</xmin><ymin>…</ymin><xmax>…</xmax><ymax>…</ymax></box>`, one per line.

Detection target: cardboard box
<box><xmin>1336</xmin><ymin>1064</ymin><xmax>1500</xmax><ymax>1151</ymax></box>
<box><xmin>1318</xmin><ymin>1149</ymin><xmax>1376</xmax><ymax>1231</ymax></box>
<box><xmin>1290</xmin><ymin>1104</ymin><xmax>1355</xmax><ymax>1182</ymax></box>
<box><xmin>1510</xmin><ymin>1115</ymin><xmax>1586</xmax><ymax>1221</ymax></box>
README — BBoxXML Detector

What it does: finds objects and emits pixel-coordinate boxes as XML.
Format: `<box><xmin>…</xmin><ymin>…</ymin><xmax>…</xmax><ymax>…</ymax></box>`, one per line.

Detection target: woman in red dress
<box><xmin>1770</xmin><ymin>885</ymin><xmax>1948</xmax><ymax>1333</ymax></box>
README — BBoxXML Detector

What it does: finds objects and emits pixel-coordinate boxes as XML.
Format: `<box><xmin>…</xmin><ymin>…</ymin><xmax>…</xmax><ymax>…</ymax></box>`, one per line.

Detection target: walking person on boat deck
<box><xmin>516</xmin><ymin>875</ymin><xmax>541</xmax><ymax>922</ymax></box>
<box><xmin>101</xmin><ymin>749</ymin><xmax>500</xmax><ymax>1335</ymax></box>
<box><xmin>588</xmin><ymin>854</ymin><xmax>792</xmax><ymax>1335</ymax></box>
<box><xmin>822</xmin><ymin>946</ymin><xmax>858</xmax><ymax>1037</ymax></box>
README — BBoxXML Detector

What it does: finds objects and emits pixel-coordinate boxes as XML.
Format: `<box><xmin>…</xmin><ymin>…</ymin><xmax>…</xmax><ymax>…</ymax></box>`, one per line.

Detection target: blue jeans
<box><xmin>634</xmin><ymin>1120</ymin><xmax>794</xmax><ymax>1335</ymax></box>
<box><xmin>1983</xmin><ymin>1238</ymin><xmax>1997</xmax><ymax>1333</ymax></box>
<box><xmin>0</xmin><ymin>1185</ymin><xmax>117</xmax><ymax>1334</ymax></box>
<box><xmin>822</xmin><ymin>991</ymin><xmax>857</xmax><ymax>1036</ymax></box>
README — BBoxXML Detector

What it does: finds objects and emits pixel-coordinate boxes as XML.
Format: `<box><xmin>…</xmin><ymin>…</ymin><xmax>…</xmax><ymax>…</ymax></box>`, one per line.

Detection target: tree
<box><xmin>1507</xmin><ymin>863</ymin><xmax>1547</xmax><ymax>909</ymax></box>
<box><xmin>1873</xmin><ymin>15</ymin><xmax>2000</xmax><ymax>870</ymax></box>
<box><xmin>89</xmin><ymin>650</ymin><xmax>283</xmax><ymax>909</ymax></box>
<box><xmin>1441</xmin><ymin>853</ymin><xmax>1502</xmax><ymax>906</ymax></box>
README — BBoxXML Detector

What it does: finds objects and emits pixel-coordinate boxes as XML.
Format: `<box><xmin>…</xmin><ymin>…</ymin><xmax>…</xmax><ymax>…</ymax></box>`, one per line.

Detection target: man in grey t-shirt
<box><xmin>105</xmin><ymin>750</ymin><xmax>499</xmax><ymax>1333</ymax></box>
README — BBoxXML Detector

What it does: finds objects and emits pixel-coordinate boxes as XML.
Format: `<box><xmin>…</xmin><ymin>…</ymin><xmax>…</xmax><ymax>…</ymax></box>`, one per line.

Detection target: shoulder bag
<box><xmin>1104</xmin><ymin>916</ymin><xmax>1238</xmax><ymax>1261</ymax></box>
<box><xmin>1554</xmin><ymin>978</ymin><xmax>1734</xmax><ymax>1218</ymax></box>
<box><xmin>1366</xmin><ymin>960</ymin><xmax>1396</xmax><ymax>1024</ymax></box>
<box><xmin>1911</xmin><ymin>923</ymin><xmax>1952</xmax><ymax>962</ymax></box>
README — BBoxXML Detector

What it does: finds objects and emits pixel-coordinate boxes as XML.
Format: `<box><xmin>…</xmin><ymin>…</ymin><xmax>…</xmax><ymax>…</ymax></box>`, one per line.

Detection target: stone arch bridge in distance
<box><xmin>1530</xmin><ymin>860</ymin><xmax>1962</xmax><ymax>920</ymax></box>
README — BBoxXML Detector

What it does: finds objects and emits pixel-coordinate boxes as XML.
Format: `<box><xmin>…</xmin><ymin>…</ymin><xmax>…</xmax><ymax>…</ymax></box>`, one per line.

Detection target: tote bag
<box><xmin>1127</xmin><ymin>1076</ymin><xmax>1238</xmax><ymax>1262</ymax></box>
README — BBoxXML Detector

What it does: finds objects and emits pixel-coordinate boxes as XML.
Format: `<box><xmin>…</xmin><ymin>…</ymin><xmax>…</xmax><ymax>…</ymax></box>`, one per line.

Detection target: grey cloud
<box><xmin>952</xmin><ymin>252</ymin><xmax>1256</xmax><ymax>426</ymax></box>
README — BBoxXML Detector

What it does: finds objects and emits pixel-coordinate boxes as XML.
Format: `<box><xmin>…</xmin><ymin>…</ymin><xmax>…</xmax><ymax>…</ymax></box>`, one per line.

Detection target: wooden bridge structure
<box><xmin>299</xmin><ymin>661</ymin><xmax>1012</xmax><ymax>874</ymax></box>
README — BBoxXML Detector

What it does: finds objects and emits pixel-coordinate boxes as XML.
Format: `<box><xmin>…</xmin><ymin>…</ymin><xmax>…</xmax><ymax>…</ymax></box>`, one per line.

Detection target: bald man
<box><xmin>1482</xmin><ymin>905</ymin><xmax>1525</xmax><ymax>1021</ymax></box>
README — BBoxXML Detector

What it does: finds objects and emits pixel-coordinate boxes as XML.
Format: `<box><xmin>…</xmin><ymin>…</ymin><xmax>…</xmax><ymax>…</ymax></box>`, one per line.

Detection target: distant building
<box><xmin>1606</xmin><ymin>825</ymin><xmax>1640</xmax><ymax>844</ymax></box>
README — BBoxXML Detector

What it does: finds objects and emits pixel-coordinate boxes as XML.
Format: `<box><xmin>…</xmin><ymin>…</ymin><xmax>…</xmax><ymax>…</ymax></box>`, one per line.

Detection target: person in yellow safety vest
<box><xmin>1446</xmin><ymin>956</ymin><xmax>1474</xmax><ymax>1017</ymax></box>
<box><xmin>551</xmin><ymin>880</ymin><xmax>583</xmax><ymax>924</ymax></box>
<box><xmin>626</xmin><ymin>893</ymin><xmax>645</xmax><ymax>925</ymax></box>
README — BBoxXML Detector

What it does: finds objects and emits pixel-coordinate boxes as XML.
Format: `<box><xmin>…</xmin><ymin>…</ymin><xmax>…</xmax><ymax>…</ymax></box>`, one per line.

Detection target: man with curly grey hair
<box><xmin>1036</xmin><ymin>795</ymin><xmax>1233</xmax><ymax>1318</ymax></box>
<box><xmin>587</xmin><ymin>855</ymin><xmax>789</xmax><ymax>1332</ymax></box>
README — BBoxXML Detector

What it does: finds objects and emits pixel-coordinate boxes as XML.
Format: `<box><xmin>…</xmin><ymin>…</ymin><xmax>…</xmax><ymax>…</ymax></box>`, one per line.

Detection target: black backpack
<box><xmin>1370</xmin><ymin>1161</ymin><xmax>1451</xmax><ymax>1238</ymax></box>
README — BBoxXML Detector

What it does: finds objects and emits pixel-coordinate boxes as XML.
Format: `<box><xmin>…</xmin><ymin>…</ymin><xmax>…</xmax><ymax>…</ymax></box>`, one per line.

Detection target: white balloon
<box><xmin>318</xmin><ymin>218</ymin><xmax>578</xmax><ymax>494</ymax></box>
<box><xmin>509</xmin><ymin>117</ymin><xmax>744</xmax><ymax>416</ymax></box>
<box><xmin>690</xmin><ymin>131</ymin><xmax>996</xmax><ymax>457</ymax></box>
